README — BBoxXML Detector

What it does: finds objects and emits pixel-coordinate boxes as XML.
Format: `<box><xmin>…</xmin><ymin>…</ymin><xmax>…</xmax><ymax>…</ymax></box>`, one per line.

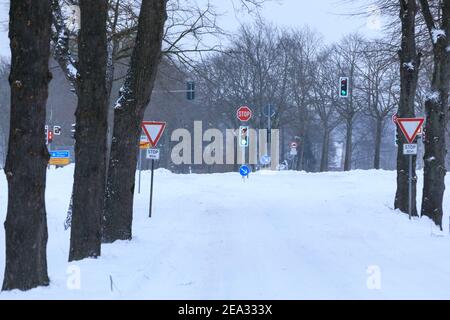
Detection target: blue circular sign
<box><xmin>260</xmin><ymin>155</ymin><xmax>271</xmax><ymax>165</ymax></box>
<box><xmin>239</xmin><ymin>165</ymin><xmax>250</xmax><ymax>177</ymax></box>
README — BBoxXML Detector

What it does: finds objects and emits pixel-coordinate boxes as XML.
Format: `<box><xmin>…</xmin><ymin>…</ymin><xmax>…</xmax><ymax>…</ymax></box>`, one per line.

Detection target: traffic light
<box><xmin>53</xmin><ymin>125</ymin><xmax>62</xmax><ymax>135</ymax></box>
<box><xmin>71</xmin><ymin>123</ymin><xmax>76</xmax><ymax>139</ymax></box>
<box><xmin>45</xmin><ymin>125</ymin><xmax>49</xmax><ymax>145</ymax></box>
<box><xmin>239</xmin><ymin>126</ymin><xmax>249</xmax><ymax>147</ymax></box>
<box><xmin>47</xmin><ymin>130</ymin><xmax>53</xmax><ymax>144</ymax></box>
<box><xmin>339</xmin><ymin>77</ymin><xmax>349</xmax><ymax>98</ymax></box>
<box><xmin>186</xmin><ymin>81</ymin><xmax>195</xmax><ymax>100</ymax></box>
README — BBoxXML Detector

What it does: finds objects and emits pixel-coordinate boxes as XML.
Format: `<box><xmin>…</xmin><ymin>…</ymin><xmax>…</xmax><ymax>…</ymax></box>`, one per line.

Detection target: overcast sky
<box><xmin>0</xmin><ymin>0</ymin><xmax>384</xmax><ymax>58</ymax></box>
<box><xmin>213</xmin><ymin>0</ymin><xmax>383</xmax><ymax>42</ymax></box>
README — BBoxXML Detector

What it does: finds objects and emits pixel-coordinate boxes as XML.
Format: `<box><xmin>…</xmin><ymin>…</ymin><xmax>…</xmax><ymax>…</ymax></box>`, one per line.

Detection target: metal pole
<box><xmin>408</xmin><ymin>154</ymin><xmax>412</xmax><ymax>220</ymax></box>
<box><xmin>138</xmin><ymin>148</ymin><xmax>142</xmax><ymax>194</ymax></box>
<box><xmin>149</xmin><ymin>159</ymin><xmax>154</xmax><ymax>218</ymax></box>
<box><xmin>268</xmin><ymin>105</ymin><xmax>271</xmax><ymax>157</ymax></box>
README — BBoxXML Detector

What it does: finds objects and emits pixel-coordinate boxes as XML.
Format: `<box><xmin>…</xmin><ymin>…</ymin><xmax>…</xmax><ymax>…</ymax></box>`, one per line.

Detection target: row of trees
<box><xmin>1</xmin><ymin>0</ymin><xmax>265</xmax><ymax>292</ymax></box>
<box><xmin>196</xmin><ymin>23</ymin><xmax>401</xmax><ymax>173</ymax></box>
<box><xmin>2</xmin><ymin>0</ymin><xmax>168</xmax><ymax>291</ymax></box>
<box><xmin>195</xmin><ymin>0</ymin><xmax>450</xmax><ymax>230</ymax></box>
<box><xmin>393</xmin><ymin>0</ymin><xmax>449</xmax><ymax>228</ymax></box>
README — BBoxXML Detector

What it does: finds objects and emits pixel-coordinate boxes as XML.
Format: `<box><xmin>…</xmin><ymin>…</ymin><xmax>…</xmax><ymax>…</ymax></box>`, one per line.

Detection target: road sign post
<box><xmin>141</xmin><ymin>121</ymin><xmax>166</xmax><ymax>218</ymax></box>
<box><xmin>397</xmin><ymin>117</ymin><xmax>424</xmax><ymax>220</ymax></box>
<box><xmin>149</xmin><ymin>158</ymin><xmax>155</xmax><ymax>218</ymax></box>
<box><xmin>147</xmin><ymin>148</ymin><xmax>161</xmax><ymax>203</ymax></box>
<box><xmin>409</xmin><ymin>152</ymin><xmax>413</xmax><ymax>221</ymax></box>
<box><xmin>237</xmin><ymin>106</ymin><xmax>252</xmax><ymax>176</ymax></box>
<box><xmin>146</xmin><ymin>150</ymin><xmax>160</xmax><ymax>217</ymax></box>
<box><xmin>403</xmin><ymin>144</ymin><xmax>418</xmax><ymax>221</ymax></box>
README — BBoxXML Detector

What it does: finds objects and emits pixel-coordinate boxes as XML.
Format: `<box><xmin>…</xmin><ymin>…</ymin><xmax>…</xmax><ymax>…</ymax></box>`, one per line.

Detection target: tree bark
<box><xmin>320</xmin><ymin>129</ymin><xmax>330</xmax><ymax>172</ymax></box>
<box><xmin>419</xmin><ymin>0</ymin><xmax>450</xmax><ymax>229</ymax></box>
<box><xmin>395</xmin><ymin>0</ymin><xmax>420</xmax><ymax>217</ymax></box>
<box><xmin>374</xmin><ymin>118</ymin><xmax>382</xmax><ymax>169</ymax></box>
<box><xmin>69</xmin><ymin>0</ymin><xmax>109</xmax><ymax>261</ymax></box>
<box><xmin>343</xmin><ymin>118</ymin><xmax>353</xmax><ymax>171</ymax></box>
<box><xmin>2</xmin><ymin>0</ymin><xmax>52</xmax><ymax>291</ymax></box>
<box><xmin>103</xmin><ymin>0</ymin><xmax>168</xmax><ymax>243</ymax></box>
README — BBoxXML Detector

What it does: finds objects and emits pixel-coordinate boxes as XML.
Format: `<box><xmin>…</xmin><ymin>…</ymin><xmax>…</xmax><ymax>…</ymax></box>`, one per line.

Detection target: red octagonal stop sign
<box><xmin>237</xmin><ymin>106</ymin><xmax>252</xmax><ymax>122</ymax></box>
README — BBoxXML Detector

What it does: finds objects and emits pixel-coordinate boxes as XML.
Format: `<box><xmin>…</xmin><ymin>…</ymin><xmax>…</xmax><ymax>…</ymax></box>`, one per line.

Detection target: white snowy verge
<box><xmin>0</xmin><ymin>167</ymin><xmax>450</xmax><ymax>300</ymax></box>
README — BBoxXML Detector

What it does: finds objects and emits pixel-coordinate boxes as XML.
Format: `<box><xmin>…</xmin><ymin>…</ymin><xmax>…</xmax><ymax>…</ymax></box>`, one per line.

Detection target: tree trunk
<box><xmin>103</xmin><ymin>0</ymin><xmax>168</xmax><ymax>243</ymax></box>
<box><xmin>395</xmin><ymin>0</ymin><xmax>420</xmax><ymax>217</ymax></box>
<box><xmin>296</xmin><ymin>119</ymin><xmax>307</xmax><ymax>171</ymax></box>
<box><xmin>2</xmin><ymin>0</ymin><xmax>52</xmax><ymax>291</ymax></box>
<box><xmin>320</xmin><ymin>129</ymin><xmax>330</xmax><ymax>172</ymax></box>
<box><xmin>420</xmin><ymin>1</ymin><xmax>450</xmax><ymax>229</ymax></box>
<box><xmin>69</xmin><ymin>0</ymin><xmax>109</xmax><ymax>261</ymax></box>
<box><xmin>343</xmin><ymin>118</ymin><xmax>353</xmax><ymax>171</ymax></box>
<box><xmin>422</xmin><ymin>89</ymin><xmax>448</xmax><ymax>229</ymax></box>
<box><xmin>374</xmin><ymin>118</ymin><xmax>382</xmax><ymax>169</ymax></box>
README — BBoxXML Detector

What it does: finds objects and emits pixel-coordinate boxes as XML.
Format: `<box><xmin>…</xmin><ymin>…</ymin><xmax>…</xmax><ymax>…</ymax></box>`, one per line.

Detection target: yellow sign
<box><xmin>49</xmin><ymin>158</ymin><xmax>70</xmax><ymax>166</ymax></box>
<box><xmin>140</xmin><ymin>135</ymin><xmax>151</xmax><ymax>149</ymax></box>
<box><xmin>139</xmin><ymin>141</ymin><xmax>151</xmax><ymax>149</ymax></box>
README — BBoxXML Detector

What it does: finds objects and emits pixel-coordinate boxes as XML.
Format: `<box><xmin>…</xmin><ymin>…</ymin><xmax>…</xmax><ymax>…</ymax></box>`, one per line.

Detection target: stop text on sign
<box><xmin>237</xmin><ymin>106</ymin><xmax>252</xmax><ymax>122</ymax></box>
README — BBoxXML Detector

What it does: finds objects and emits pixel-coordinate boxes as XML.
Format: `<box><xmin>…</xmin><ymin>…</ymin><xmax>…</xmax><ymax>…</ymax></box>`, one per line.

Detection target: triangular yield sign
<box><xmin>397</xmin><ymin>118</ymin><xmax>424</xmax><ymax>143</ymax></box>
<box><xmin>141</xmin><ymin>121</ymin><xmax>166</xmax><ymax>147</ymax></box>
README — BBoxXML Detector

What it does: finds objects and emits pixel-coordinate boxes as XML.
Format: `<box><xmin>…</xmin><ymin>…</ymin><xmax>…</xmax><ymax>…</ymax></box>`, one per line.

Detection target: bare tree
<box><xmin>68</xmin><ymin>0</ymin><xmax>109</xmax><ymax>262</ymax></box>
<box><xmin>418</xmin><ymin>0</ymin><xmax>450</xmax><ymax>229</ymax></box>
<box><xmin>2</xmin><ymin>0</ymin><xmax>52</xmax><ymax>291</ymax></box>
<box><xmin>283</xmin><ymin>28</ymin><xmax>321</xmax><ymax>170</ymax></box>
<box><xmin>312</xmin><ymin>49</ymin><xmax>341</xmax><ymax>172</ymax></box>
<box><xmin>195</xmin><ymin>21</ymin><xmax>292</xmax><ymax>169</ymax></box>
<box><xmin>359</xmin><ymin>41</ymin><xmax>399</xmax><ymax>169</ymax></box>
<box><xmin>103</xmin><ymin>0</ymin><xmax>168</xmax><ymax>242</ymax></box>
<box><xmin>333</xmin><ymin>34</ymin><xmax>365</xmax><ymax>171</ymax></box>
<box><xmin>393</xmin><ymin>0</ymin><xmax>422</xmax><ymax>217</ymax></box>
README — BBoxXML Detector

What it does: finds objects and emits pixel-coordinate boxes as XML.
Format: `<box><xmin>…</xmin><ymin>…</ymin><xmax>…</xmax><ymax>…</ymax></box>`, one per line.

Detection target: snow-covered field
<box><xmin>1</xmin><ymin>166</ymin><xmax>450</xmax><ymax>299</ymax></box>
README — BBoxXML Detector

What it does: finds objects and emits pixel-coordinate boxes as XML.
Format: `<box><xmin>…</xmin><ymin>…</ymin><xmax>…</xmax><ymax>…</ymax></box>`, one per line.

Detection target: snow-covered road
<box><xmin>1</xmin><ymin>166</ymin><xmax>450</xmax><ymax>299</ymax></box>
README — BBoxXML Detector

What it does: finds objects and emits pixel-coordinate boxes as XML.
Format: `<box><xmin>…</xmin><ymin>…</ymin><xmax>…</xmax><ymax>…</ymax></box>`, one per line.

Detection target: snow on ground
<box><xmin>1</xmin><ymin>166</ymin><xmax>450</xmax><ymax>299</ymax></box>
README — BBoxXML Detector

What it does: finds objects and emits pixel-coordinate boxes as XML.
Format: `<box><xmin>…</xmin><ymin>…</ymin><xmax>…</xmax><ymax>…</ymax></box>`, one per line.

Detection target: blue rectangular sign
<box><xmin>50</xmin><ymin>150</ymin><xmax>70</xmax><ymax>158</ymax></box>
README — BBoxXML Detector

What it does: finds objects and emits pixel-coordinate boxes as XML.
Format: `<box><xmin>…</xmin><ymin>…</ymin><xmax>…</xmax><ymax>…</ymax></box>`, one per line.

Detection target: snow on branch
<box><xmin>51</xmin><ymin>0</ymin><xmax>79</xmax><ymax>90</ymax></box>
<box><xmin>426</xmin><ymin>90</ymin><xmax>440</xmax><ymax>103</ymax></box>
<box><xmin>431</xmin><ymin>28</ymin><xmax>446</xmax><ymax>44</ymax></box>
<box><xmin>402</xmin><ymin>61</ymin><xmax>415</xmax><ymax>71</ymax></box>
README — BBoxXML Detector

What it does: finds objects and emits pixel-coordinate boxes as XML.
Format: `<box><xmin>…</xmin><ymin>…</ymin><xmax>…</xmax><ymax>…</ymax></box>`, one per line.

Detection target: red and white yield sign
<box><xmin>141</xmin><ymin>121</ymin><xmax>166</xmax><ymax>147</ymax></box>
<box><xmin>236</xmin><ymin>106</ymin><xmax>252</xmax><ymax>122</ymax></box>
<box><xmin>396</xmin><ymin>117</ymin><xmax>425</xmax><ymax>143</ymax></box>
